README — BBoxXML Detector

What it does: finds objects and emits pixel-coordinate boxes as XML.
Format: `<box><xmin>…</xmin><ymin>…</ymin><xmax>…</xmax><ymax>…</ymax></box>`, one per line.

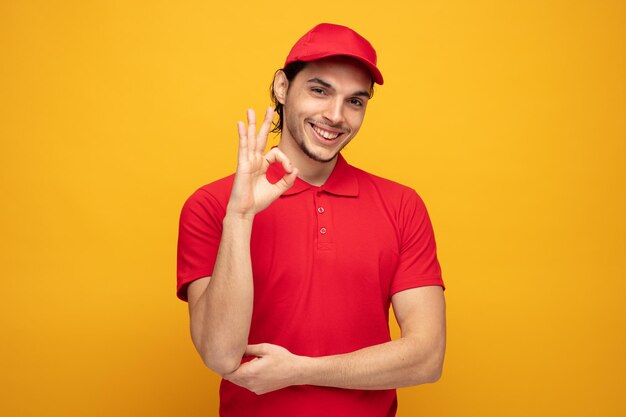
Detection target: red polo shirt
<box><xmin>177</xmin><ymin>154</ymin><xmax>444</xmax><ymax>417</ymax></box>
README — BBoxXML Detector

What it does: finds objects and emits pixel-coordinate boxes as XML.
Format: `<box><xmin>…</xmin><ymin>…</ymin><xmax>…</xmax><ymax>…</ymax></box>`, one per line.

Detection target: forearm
<box><xmin>184</xmin><ymin>108</ymin><xmax>296</xmax><ymax>376</ymax></box>
<box><xmin>298</xmin><ymin>288</ymin><xmax>447</xmax><ymax>390</ymax></box>
<box><xmin>190</xmin><ymin>213</ymin><xmax>255</xmax><ymax>375</ymax></box>
<box><xmin>300</xmin><ymin>335</ymin><xmax>445</xmax><ymax>390</ymax></box>
<box><xmin>224</xmin><ymin>334</ymin><xmax>445</xmax><ymax>395</ymax></box>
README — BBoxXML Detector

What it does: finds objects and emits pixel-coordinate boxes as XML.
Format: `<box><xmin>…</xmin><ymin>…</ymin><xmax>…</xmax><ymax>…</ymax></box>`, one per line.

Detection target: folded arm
<box><xmin>224</xmin><ymin>285</ymin><xmax>446</xmax><ymax>394</ymax></box>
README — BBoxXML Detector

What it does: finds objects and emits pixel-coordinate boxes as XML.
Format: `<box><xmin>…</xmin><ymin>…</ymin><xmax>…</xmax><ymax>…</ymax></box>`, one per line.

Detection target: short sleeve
<box><xmin>390</xmin><ymin>190</ymin><xmax>445</xmax><ymax>295</ymax></box>
<box><xmin>176</xmin><ymin>188</ymin><xmax>226</xmax><ymax>301</ymax></box>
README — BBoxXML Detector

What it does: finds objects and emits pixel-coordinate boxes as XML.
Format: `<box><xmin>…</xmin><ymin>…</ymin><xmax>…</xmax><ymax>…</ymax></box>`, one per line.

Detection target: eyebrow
<box><xmin>307</xmin><ymin>77</ymin><xmax>371</xmax><ymax>99</ymax></box>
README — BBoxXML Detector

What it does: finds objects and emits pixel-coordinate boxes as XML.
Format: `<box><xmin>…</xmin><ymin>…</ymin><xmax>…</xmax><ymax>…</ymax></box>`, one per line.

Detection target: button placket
<box><xmin>314</xmin><ymin>191</ymin><xmax>332</xmax><ymax>249</ymax></box>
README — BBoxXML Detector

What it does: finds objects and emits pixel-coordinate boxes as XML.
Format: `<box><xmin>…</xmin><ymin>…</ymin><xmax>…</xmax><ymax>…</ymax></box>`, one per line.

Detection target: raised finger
<box><xmin>237</xmin><ymin>121</ymin><xmax>247</xmax><ymax>164</ymax></box>
<box><xmin>256</xmin><ymin>107</ymin><xmax>275</xmax><ymax>150</ymax></box>
<box><xmin>246</xmin><ymin>109</ymin><xmax>257</xmax><ymax>154</ymax></box>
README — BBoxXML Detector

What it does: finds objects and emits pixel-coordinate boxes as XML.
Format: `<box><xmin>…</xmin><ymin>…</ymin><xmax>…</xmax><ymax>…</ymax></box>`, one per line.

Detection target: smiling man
<box><xmin>177</xmin><ymin>23</ymin><xmax>446</xmax><ymax>417</ymax></box>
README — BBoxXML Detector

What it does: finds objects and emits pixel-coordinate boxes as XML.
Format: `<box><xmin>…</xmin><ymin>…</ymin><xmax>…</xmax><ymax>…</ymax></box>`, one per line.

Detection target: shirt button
<box><xmin>317</xmin><ymin>207</ymin><xmax>325</xmax><ymax>214</ymax></box>
<box><xmin>320</xmin><ymin>227</ymin><xmax>327</xmax><ymax>235</ymax></box>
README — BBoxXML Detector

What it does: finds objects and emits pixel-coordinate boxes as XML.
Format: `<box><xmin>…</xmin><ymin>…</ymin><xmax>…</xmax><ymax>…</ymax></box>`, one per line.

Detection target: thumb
<box><xmin>274</xmin><ymin>168</ymin><xmax>298</xmax><ymax>193</ymax></box>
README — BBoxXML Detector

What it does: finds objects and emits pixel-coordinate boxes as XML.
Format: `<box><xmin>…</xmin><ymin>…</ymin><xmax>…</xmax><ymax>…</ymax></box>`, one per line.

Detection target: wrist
<box><xmin>294</xmin><ymin>355</ymin><xmax>319</xmax><ymax>386</ymax></box>
<box><xmin>223</xmin><ymin>209</ymin><xmax>255</xmax><ymax>224</ymax></box>
<box><xmin>222</xmin><ymin>211</ymin><xmax>255</xmax><ymax>238</ymax></box>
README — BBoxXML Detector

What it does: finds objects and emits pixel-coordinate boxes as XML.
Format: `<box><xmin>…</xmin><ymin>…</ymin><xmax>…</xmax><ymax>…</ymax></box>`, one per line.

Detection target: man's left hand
<box><xmin>223</xmin><ymin>343</ymin><xmax>307</xmax><ymax>395</ymax></box>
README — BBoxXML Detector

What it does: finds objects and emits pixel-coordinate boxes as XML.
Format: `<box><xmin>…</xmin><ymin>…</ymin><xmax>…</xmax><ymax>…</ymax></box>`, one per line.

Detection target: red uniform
<box><xmin>177</xmin><ymin>154</ymin><xmax>444</xmax><ymax>417</ymax></box>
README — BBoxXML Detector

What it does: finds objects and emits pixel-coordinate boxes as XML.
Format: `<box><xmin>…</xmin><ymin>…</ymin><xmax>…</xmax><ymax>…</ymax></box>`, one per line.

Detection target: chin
<box><xmin>298</xmin><ymin>138</ymin><xmax>348</xmax><ymax>163</ymax></box>
<box><xmin>299</xmin><ymin>143</ymin><xmax>338</xmax><ymax>163</ymax></box>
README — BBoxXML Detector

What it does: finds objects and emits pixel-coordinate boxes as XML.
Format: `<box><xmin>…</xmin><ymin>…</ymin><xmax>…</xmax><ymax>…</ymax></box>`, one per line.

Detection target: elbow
<box><xmin>411</xmin><ymin>360</ymin><xmax>443</xmax><ymax>385</ymax></box>
<box><xmin>424</xmin><ymin>361</ymin><xmax>443</xmax><ymax>383</ymax></box>
<box><xmin>410</xmin><ymin>346</ymin><xmax>445</xmax><ymax>385</ymax></box>
<box><xmin>422</xmin><ymin>333</ymin><xmax>446</xmax><ymax>384</ymax></box>
<box><xmin>424</xmin><ymin>349</ymin><xmax>445</xmax><ymax>384</ymax></box>
<box><xmin>192</xmin><ymin>335</ymin><xmax>244</xmax><ymax>376</ymax></box>
<box><xmin>201</xmin><ymin>352</ymin><xmax>242</xmax><ymax>377</ymax></box>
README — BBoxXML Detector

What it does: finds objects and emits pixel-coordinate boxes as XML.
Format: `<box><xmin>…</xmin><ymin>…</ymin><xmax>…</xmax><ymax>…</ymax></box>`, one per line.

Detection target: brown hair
<box><xmin>269</xmin><ymin>61</ymin><xmax>307</xmax><ymax>134</ymax></box>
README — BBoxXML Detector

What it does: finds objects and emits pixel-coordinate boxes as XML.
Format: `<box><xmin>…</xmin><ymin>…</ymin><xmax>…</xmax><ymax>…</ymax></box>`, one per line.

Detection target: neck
<box><xmin>278</xmin><ymin>136</ymin><xmax>337</xmax><ymax>187</ymax></box>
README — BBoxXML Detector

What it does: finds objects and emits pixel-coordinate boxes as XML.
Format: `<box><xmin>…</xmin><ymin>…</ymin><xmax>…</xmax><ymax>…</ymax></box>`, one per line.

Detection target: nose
<box><xmin>321</xmin><ymin>97</ymin><xmax>345</xmax><ymax>126</ymax></box>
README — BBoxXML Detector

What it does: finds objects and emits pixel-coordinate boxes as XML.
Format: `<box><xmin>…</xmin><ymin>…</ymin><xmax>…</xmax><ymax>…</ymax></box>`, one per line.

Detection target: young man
<box><xmin>177</xmin><ymin>23</ymin><xmax>446</xmax><ymax>417</ymax></box>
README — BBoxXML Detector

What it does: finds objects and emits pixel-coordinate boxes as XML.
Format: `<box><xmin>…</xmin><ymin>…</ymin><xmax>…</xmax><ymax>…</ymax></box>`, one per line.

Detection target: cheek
<box><xmin>291</xmin><ymin>91</ymin><xmax>328</xmax><ymax>113</ymax></box>
<box><xmin>347</xmin><ymin>112</ymin><xmax>365</xmax><ymax>131</ymax></box>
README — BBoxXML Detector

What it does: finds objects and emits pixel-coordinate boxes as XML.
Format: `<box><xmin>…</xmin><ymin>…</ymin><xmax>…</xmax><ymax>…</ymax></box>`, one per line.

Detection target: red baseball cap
<box><xmin>284</xmin><ymin>23</ymin><xmax>384</xmax><ymax>85</ymax></box>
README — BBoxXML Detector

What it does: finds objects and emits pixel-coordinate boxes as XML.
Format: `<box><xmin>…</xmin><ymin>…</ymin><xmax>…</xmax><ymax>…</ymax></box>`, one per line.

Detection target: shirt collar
<box><xmin>266</xmin><ymin>153</ymin><xmax>359</xmax><ymax>197</ymax></box>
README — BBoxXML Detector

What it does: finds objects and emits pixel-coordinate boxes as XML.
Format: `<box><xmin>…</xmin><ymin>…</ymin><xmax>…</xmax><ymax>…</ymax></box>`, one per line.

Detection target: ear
<box><xmin>273</xmin><ymin>70</ymin><xmax>288</xmax><ymax>105</ymax></box>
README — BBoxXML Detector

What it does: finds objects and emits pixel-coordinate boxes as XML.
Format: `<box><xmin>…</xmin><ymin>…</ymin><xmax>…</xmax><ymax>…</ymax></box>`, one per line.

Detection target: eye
<box><xmin>349</xmin><ymin>98</ymin><xmax>364</xmax><ymax>107</ymax></box>
<box><xmin>311</xmin><ymin>87</ymin><xmax>327</xmax><ymax>95</ymax></box>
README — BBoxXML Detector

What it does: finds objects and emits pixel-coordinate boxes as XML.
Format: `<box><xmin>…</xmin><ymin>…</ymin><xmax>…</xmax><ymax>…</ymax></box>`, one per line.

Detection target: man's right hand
<box><xmin>226</xmin><ymin>107</ymin><xmax>298</xmax><ymax>219</ymax></box>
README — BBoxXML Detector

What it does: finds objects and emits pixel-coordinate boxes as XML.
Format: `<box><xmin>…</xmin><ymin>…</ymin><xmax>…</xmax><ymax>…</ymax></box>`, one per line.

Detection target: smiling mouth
<box><xmin>309</xmin><ymin>123</ymin><xmax>344</xmax><ymax>141</ymax></box>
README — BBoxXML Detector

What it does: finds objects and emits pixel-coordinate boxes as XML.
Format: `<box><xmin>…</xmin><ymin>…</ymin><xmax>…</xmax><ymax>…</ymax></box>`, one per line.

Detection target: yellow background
<box><xmin>2</xmin><ymin>1</ymin><xmax>625</xmax><ymax>416</ymax></box>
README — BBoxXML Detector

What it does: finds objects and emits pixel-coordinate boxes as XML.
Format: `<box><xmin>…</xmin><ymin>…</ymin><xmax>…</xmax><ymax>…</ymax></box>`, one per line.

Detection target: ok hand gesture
<box><xmin>226</xmin><ymin>107</ymin><xmax>298</xmax><ymax>219</ymax></box>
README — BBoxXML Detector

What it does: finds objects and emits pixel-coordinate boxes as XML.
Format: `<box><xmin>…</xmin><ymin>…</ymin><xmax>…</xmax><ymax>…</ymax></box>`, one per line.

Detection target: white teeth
<box><xmin>312</xmin><ymin>124</ymin><xmax>339</xmax><ymax>140</ymax></box>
